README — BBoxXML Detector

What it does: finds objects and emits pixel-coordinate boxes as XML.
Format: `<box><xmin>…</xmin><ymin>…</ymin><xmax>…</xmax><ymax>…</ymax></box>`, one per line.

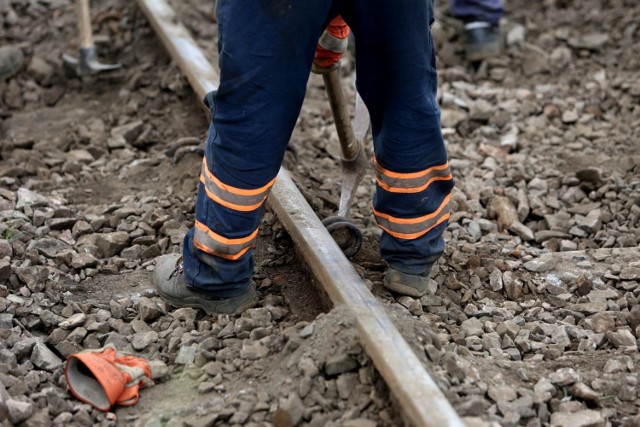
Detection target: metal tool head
<box><xmin>63</xmin><ymin>47</ymin><xmax>121</xmax><ymax>77</ymax></box>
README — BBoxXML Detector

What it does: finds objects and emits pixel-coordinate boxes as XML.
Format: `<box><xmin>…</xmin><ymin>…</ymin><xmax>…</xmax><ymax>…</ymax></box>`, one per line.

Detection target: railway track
<box><xmin>136</xmin><ymin>1</ymin><xmax>464</xmax><ymax>425</ymax></box>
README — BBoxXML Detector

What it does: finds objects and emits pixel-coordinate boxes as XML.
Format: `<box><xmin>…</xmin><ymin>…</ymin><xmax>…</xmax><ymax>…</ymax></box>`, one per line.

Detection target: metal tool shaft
<box><xmin>322</xmin><ymin>69</ymin><xmax>360</xmax><ymax>161</ymax></box>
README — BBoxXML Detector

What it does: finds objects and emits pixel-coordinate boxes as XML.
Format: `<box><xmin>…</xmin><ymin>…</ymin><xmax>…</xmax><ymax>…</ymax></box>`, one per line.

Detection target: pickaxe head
<box><xmin>63</xmin><ymin>47</ymin><xmax>120</xmax><ymax>77</ymax></box>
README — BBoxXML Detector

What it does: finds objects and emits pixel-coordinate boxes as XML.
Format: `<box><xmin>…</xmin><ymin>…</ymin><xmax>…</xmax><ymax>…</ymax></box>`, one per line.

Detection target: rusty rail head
<box><xmin>136</xmin><ymin>0</ymin><xmax>465</xmax><ymax>425</ymax></box>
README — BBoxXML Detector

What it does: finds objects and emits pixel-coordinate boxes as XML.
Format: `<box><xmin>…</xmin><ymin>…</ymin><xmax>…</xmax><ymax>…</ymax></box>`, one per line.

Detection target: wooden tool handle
<box><xmin>76</xmin><ymin>0</ymin><xmax>94</xmax><ymax>49</ymax></box>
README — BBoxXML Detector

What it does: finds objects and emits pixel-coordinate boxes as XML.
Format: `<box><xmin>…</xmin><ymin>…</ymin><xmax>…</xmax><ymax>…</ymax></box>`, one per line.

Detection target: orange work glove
<box><xmin>65</xmin><ymin>346</ymin><xmax>167</xmax><ymax>411</ymax></box>
<box><xmin>313</xmin><ymin>16</ymin><xmax>350</xmax><ymax>71</ymax></box>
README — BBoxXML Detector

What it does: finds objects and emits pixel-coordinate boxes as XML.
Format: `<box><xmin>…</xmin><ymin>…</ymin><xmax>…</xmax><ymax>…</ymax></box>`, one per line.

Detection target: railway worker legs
<box><xmin>154</xmin><ymin>0</ymin><xmax>455</xmax><ymax>312</ymax></box>
<box><xmin>339</xmin><ymin>0</ymin><xmax>455</xmax><ymax>297</ymax></box>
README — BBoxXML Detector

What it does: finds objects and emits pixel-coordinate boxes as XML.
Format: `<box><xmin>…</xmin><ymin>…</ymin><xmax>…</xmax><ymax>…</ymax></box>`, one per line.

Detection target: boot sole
<box><xmin>156</xmin><ymin>288</ymin><xmax>258</xmax><ymax>316</ymax></box>
<box><xmin>383</xmin><ymin>280</ymin><xmax>427</xmax><ymax>298</ymax></box>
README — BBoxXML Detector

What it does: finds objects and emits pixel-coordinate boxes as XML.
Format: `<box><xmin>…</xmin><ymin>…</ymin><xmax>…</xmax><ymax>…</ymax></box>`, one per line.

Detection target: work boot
<box><xmin>463</xmin><ymin>22</ymin><xmax>502</xmax><ymax>62</ymax></box>
<box><xmin>383</xmin><ymin>267</ymin><xmax>429</xmax><ymax>297</ymax></box>
<box><xmin>153</xmin><ymin>253</ymin><xmax>258</xmax><ymax>315</ymax></box>
<box><xmin>0</xmin><ymin>45</ymin><xmax>24</xmax><ymax>80</ymax></box>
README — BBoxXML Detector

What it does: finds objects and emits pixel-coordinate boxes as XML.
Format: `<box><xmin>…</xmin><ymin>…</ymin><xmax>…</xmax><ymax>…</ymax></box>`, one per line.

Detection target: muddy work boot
<box><xmin>0</xmin><ymin>45</ymin><xmax>24</xmax><ymax>80</ymax></box>
<box><xmin>153</xmin><ymin>254</ymin><xmax>258</xmax><ymax>315</ymax></box>
<box><xmin>463</xmin><ymin>22</ymin><xmax>502</xmax><ymax>62</ymax></box>
<box><xmin>383</xmin><ymin>267</ymin><xmax>430</xmax><ymax>297</ymax></box>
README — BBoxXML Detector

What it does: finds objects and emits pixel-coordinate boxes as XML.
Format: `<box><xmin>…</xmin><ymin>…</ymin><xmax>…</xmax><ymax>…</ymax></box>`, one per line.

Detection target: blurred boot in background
<box><xmin>449</xmin><ymin>0</ymin><xmax>504</xmax><ymax>61</ymax></box>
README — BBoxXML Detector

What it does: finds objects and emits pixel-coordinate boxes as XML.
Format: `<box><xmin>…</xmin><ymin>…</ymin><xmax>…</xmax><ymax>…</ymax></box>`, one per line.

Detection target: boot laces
<box><xmin>168</xmin><ymin>256</ymin><xmax>184</xmax><ymax>279</ymax></box>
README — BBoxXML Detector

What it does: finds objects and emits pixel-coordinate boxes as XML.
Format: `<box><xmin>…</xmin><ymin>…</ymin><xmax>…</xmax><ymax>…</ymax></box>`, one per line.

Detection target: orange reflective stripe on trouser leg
<box><xmin>374</xmin><ymin>157</ymin><xmax>453</xmax><ymax>194</ymax></box>
<box><xmin>193</xmin><ymin>220</ymin><xmax>259</xmax><ymax>261</ymax></box>
<box><xmin>373</xmin><ymin>194</ymin><xmax>452</xmax><ymax>240</ymax></box>
<box><xmin>200</xmin><ymin>157</ymin><xmax>275</xmax><ymax>212</ymax></box>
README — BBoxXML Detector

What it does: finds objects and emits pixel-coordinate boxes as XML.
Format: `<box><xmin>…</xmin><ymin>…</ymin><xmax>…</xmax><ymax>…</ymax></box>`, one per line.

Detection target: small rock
<box><xmin>488</xmin><ymin>196</ymin><xmax>518</xmax><ymax>230</ymax></box>
<box><xmin>59</xmin><ymin>313</ymin><xmax>86</xmax><ymax>330</ymax></box>
<box><xmin>461</xmin><ymin>317</ymin><xmax>484</xmax><ymax>337</ymax></box>
<box><xmin>523</xmin><ymin>254</ymin><xmax>557</xmax><ymax>273</ymax></box>
<box><xmin>489</xmin><ymin>268</ymin><xmax>503</xmax><ymax>292</ymax></box>
<box><xmin>521</xmin><ymin>43</ymin><xmax>549</xmax><ymax>76</ymax></box>
<box><xmin>0</xmin><ymin>259</ymin><xmax>11</xmax><ymax>281</ymax></box>
<box><xmin>31</xmin><ymin>341</ymin><xmax>62</xmax><ymax>371</ymax></box>
<box><xmin>138</xmin><ymin>297</ymin><xmax>163</xmax><ymax>322</ymax></box>
<box><xmin>569</xmin><ymin>382</ymin><xmax>600</xmax><ymax>404</ymax></box>
<box><xmin>503</xmin><ymin>272</ymin><xmax>523</xmax><ymax>300</ymax></box>
<box><xmin>488</xmin><ymin>384</ymin><xmax>517</xmax><ymax>402</ymax></box>
<box><xmin>620</xmin><ymin>267</ymin><xmax>640</xmax><ymax>281</ymax></box>
<box><xmin>71</xmin><ymin>253</ymin><xmax>98</xmax><ymax>269</ymax></box>
<box><xmin>324</xmin><ymin>353</ymin><xmax>358</xmax><ymax>376</ymax></box>
<box><xmin>605</xmin><ymin>329</ymin><xmax>637</xmax><ymax>348</ymax></box>
<box><xmin>550</xmin><ymin>409</ymin><xmax>604</xmax><ymax>427</ymax></box>
<box><xmin>568</xmin><ymin>33</ymin><xmax>609</xmax><ymax>50</ymax></box>
<box><xmin>175</xmin><ymin>345</ymin><xmax>197</xmax><ymax>364</ymax></box>
<box><xmin>7</xmin><ymin>399</ymin><xmax>33</xmax><ymax>424</ymax></box>
<box><xmin>508</xmin><ymin>221</ymin><xmax>534</xmax><ymax>241</ymax></box>
<box><xmin>549</xmin><ymin>368</ymin><xmax>579</xmax><ymax>386</ymax></box>
<box><xmin>506</xmin><ymin>24</ymin><xmax>525</xmax><ymax>46</ymax></box>
<box><xmin>272</xmin><ymin>393</ymin><xmax>305</xmax><ymax>427</ymax></box>
<box><xmin>0</xmin><ymin>240</ymin><xmax>12</xmax><ymax>259</ymax></box>
<box><xmin>131</xmin><ymin>331</ymin><xmax>159</xmax><ymax>351</ymax></box>
<box><xmin>240</xmin><ymin>342</ymin><xmax>269</xmax><ymax>360</ymax></box>
<box><xmin>577</xmin><ymin>209</ymin><xmax>602</xmax><ymax>233</ymax></box>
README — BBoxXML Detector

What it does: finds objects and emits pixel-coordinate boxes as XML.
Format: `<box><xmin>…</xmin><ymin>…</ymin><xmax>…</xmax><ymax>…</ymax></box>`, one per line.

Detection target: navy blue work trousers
<box><xmin>449</xmin><ymin>0</ymin><xmax>504</xmax><ymax>25</ymax></box>
<box><xmin>183</xmin><ymin>0</ymin><xmax>455</xmax><ymax>298</ymax></box>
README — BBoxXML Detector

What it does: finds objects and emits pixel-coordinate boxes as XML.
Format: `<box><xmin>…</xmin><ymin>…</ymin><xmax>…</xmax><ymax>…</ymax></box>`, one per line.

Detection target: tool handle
<box><xmin>76</xmin><ymin>0</ymin><xmax>94</xmax><ymax>49</ymax></box>
<box><xmin>322</xmin><ymin>68</ymin><xmax>360</xmax><ymax>161</ymax></box>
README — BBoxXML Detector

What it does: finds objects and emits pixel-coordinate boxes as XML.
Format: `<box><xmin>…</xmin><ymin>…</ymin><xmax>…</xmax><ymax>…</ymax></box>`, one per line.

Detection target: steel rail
<box><xmin>137</xmin><ymin>1</ymin><xmax>464</xmax><ymax>425</ymax></box>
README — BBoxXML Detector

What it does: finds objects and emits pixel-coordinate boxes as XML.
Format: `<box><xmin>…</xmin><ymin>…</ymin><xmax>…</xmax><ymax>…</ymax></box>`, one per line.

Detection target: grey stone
<box><xmin>138</xmin><ymin>297</ymin><xmax>163</xmax><ymax>322</ymax></box>
<box><xmin>173</xmin><ymin>307</ymin><xmax>198</xmax><ymax>321</ymax></box>
<box><xmin>506</xmin><ymin>24</ymin><xmax>525</xmax><ymax>46</ymax></box>
<box><xmin>523</xmin><ymin>254</ymin><xmax>557</xmax><ymax>273</ymax></box>
<box><xmin>70</xmin><ymin>253</ymin><xmax>98</xmax><ymax>269</ymax></box>
<box><xmin>603</xmin><ymin>358</ymin><xmax>626</xmax><ymax>374</ymax></box>
<box><xmin>324</xmin><ymin>353</ymin><xmax>358</xmax><ymax>376</ymax></box>
<box><xmin>131</xmin><ymin>331</ymin><xmax>159</xmax><ymax>351</ymax></box>
<box><xmin>31</xmin><ymin>238</ymin><xmax>68</xmax><ymax>258</ymax></box>
<box><xmin>0</xmin><ymin>240</ymin><xmax>12</xmax><ymax>259</ymax></box>
<box><xmin>551</xmin><ymin>326</ymin><xmax>571</xmax><ymax>349</ymax></box>
<box><xmin>550</xmin><ymin>410</ymin><xmax>605</xmax><ymax>427</ymax></box>
<box><xmin>59</xmin><ymin>313</ymin><xmax>86</xmax><ymax>330</ymax></box>
<box><xmin>16</xmin><ymin>266</ymin><xmax>49</xmax><ymax>291</ymax></box>
<box><xmin>175</xmin><ymin>345</ymin><xmax>197</xmax><ymax>364</ymax></box>
<box><xmin>109</xmin><ymin>300</ymin><xmax>127</xmax><ymax>319</ymax></box>
<box><xmin>568</xmin><ymin>33</ymin><xmax>609</xmax><ymax>50</ymax></box>
<box><xmin>508</xmin><ymin>221</ymin><xmax>534</xmax><ymax>241</ymax></box>
<box><xmin>488</xmin><ymin>384</ymin><xmax>517</xmax><ymax>402</ymax></box>
<box><xmin>336</xmin><ymin>373</ymin><xmax>359</xmax><ymax>400</ymax></box>
<box><xmin>461</xmin><ymin>317</ymin><xmax>484</xmax><ymax>337</ymax></box>
<box><xmin>247</xmin><ymin>307</ymin><xmax>272</xmax><ymax>327</ymax></box>
<box><xmin>16</xmin><ymin>188</ymin><xmax>51</xmax><ymax>209</ymax></box>
<box><xmin>489</xmin><ymin>268</ymin><xmax>503</xmax><ymax>292</ymax></box>
<box><xmin>577</xmin><ymin>209</ymin><xmax>602</xmax><ymax>233</ymax></box>
<box><xmin>569</xmin><ymin>382</ymin><xmax>600</xmax><ymax>404</ymax></box>
<box><xmin>620</xmin><ymin>267</ymin><xmax>640</xmax><ymax>281</ymax></box>
<box><xmin>46</xmin><ymin>218</ymin><xmax>77</xmax><ymax>230</ymax></box>
<box><xmin>7</xmin><ymin>399</ymin><xmax>33</xmax><ymax>424</ymax></box>
<box><xmin>0</xmin><ymin>313</ymin><xmax>13</xmax><ymax>329</ymax></box>
<box><xmin>0</xmin><ymin>259</ymin><xmax>10</xmax><ymax>282</ymax></box>
<box><xmin>605</xmin><ymin>329</ymin><xmax>637</xmax><ymax>348</ymax></box>
<box><xmin>272</xmin><ymin>393</ymin><xmax>305</xmax><ymax>427</ymax></box>
<box><xmin>240</xmin><ymin>342</ymin><xmax>269</xmax><ymax>360</ymax></box>
<box><xmin>497</xmin><ymin>395</ymin><xmax>534</xmax><ymax>418</ymax></box>
<box><xmin>503</xmin><ymin>272</ymin><xmax>523</xmax><ymax>300</ymax></box>
<box><xmin>549</xmin><ymin>368</ymin><xmax>579</xmax><ymax>386</ymax></box>
<box><xmin>31</xmin><ymin>341</ymin><xmax>62</xmax><ymax>371</ymax></box>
